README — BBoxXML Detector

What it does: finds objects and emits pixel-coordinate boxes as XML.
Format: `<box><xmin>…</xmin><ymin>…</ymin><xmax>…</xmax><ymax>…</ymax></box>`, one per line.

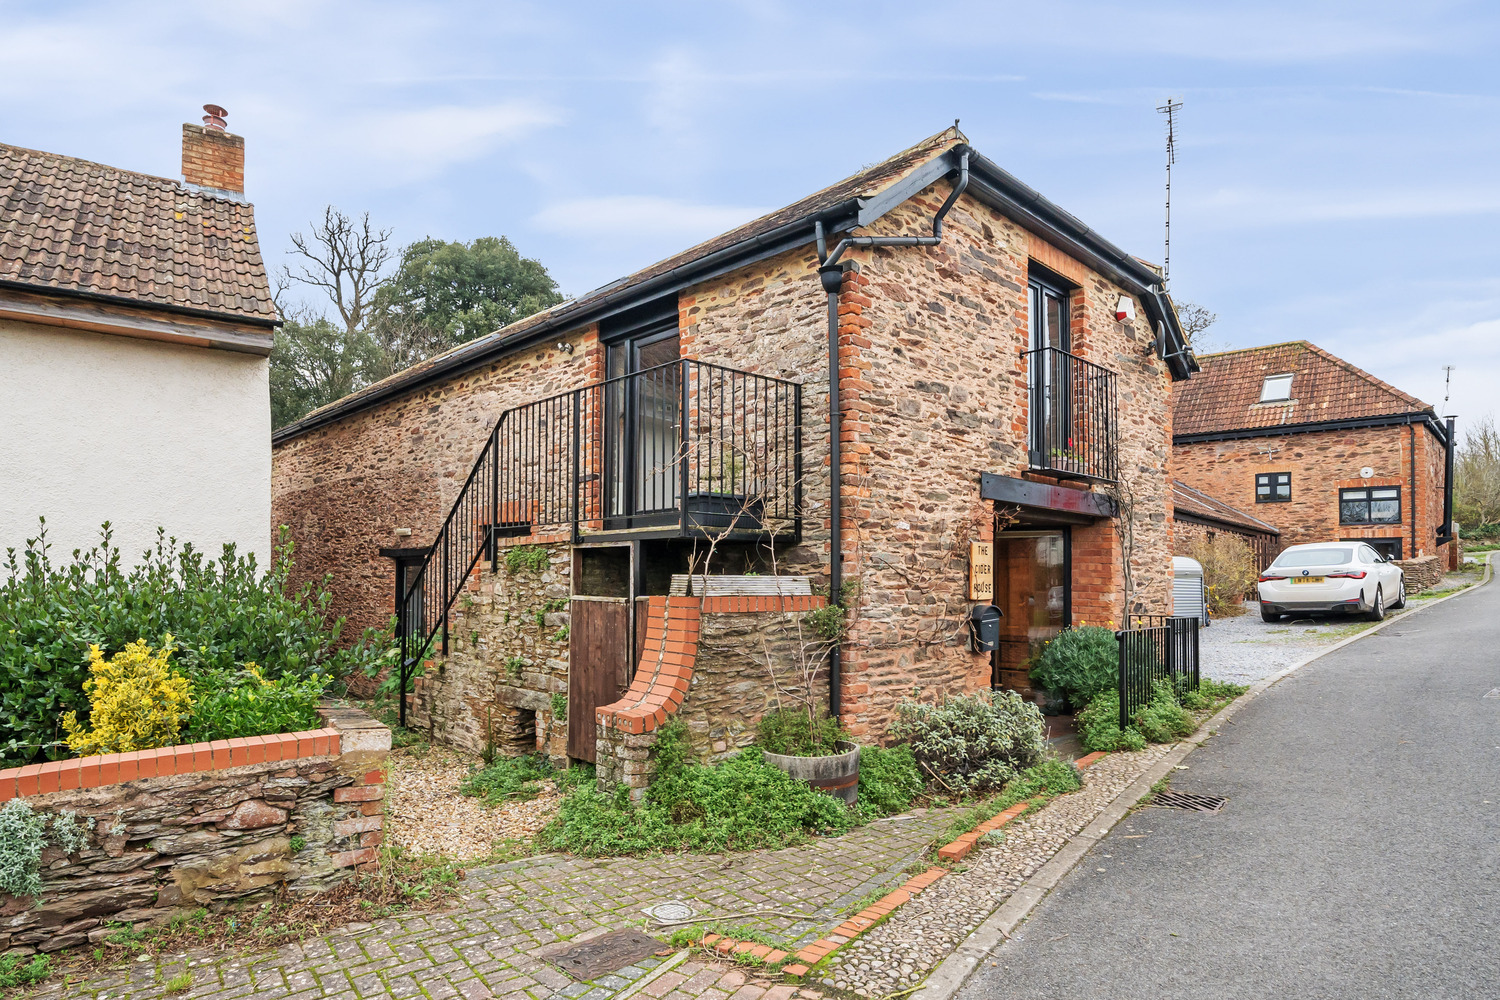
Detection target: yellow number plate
<box><xmin>1291</xmin><ymin>576</ymin><xmax>1325</xmax><ymax>584</ymax></box>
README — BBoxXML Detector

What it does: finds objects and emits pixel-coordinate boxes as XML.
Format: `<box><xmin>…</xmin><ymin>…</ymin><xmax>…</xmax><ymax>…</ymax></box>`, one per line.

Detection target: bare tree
<box><xmin>1456</xmin><ymin>415</ymin><xmax>1500</xmax><ymax>530</ymax></box>
<box><xmin>1175</xmin><ymin>300</ymin><xmax>1225</xmax><ymax>355</ymax></box>
<box><xmin>1104</xmin><ymin>470</ymin><xmax>1144</xmax><ymax>621</ymax></box>
<box><xmin>284</xmin><ymin>206</ymin><xmax>394</xmax><ymax>339</ymax></box>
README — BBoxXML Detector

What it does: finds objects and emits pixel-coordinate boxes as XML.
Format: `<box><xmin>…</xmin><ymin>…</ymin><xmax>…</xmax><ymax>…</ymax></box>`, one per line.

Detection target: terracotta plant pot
<box><xmin>761</xmin><ymin>740</ymin><xmax>860</xmax><ymax>806</ymax></box>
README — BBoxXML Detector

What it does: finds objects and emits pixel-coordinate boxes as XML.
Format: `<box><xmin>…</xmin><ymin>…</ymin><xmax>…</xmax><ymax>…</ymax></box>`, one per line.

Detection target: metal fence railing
<box><xmin>1115</xmin><ymin>617</ymin><xmax>1201</xmax><ymax>728</ymax></box>
<box><xmin>1023</xmin><ymin>345</ymin><xmax>1119</xmax><ymax>482</ymax></box>
<box><xmin>394</xmin><ymin>359</ymin><xmax>802</xmax><ymax>724</ymax></box>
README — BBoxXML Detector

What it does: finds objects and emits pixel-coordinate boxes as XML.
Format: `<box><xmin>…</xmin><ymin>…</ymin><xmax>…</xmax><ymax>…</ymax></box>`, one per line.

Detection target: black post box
<box><xmin>969</xmin><ymin>604</ymin><xmax>1003</xmax><ymax>652</ymax></box>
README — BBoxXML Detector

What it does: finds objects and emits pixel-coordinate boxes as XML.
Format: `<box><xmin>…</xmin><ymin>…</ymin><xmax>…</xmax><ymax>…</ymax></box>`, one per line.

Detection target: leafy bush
<box><xmin>1075</xmin><ymin>692</ymin><xmax>1146</xmax><ymax>753</ymax></box>
<box><xmin>1028</xmin><ymin>626</ymin><xmax>1118</xmax><ymax>710</ymax></box>
<box><xmin>61</xmin><ymin>639</ymin><xmax>192</xmax><ymax>755</ymax></box>
<box><xmin>536</xmin><ymin>720</ymin><xmax>862</xmax><ymax>856</ymax></box>
<box><xmin>1191</xmin><ymin>535</ymin><xmax>1257</xmax><ymax>615</ymax></box>
<box><xmin>856</xmin><ymin>745</ymin><xmax>923</xmax><ymax>814</ymax></box>
<box><xmin>0</xmin><ymin>800</ymin><xmax>93</xmax><ymax>900</ymax></box>
<box><xmin>755</xmin><ymin>708</ymin><xmax>845</xmax><ymax>756</ymax></box>
<box><xmin>184</xmin><ymin>667</ymin><xmax>328</xmax><ymax>743</ymax></box>
<box><xmin>1132</xmin><ymin>681</ymin><xmax>1197</xmax><ymax>743</ymax></box>
<box><xmin>804</xmin><ymin>604</ymin><xmax>848</xmax><ymax>643</ymax></box>
<box><xmin>459</xmin><ymin>754</ymin><xmax>555</xmax><ymax>805</ymax></box>
<box><xmin>0</xmin><ymin>522</ymin><xmax>390</xmax><ymax>766</ymax></box>
<box><xmin>886</xmin><ymin>690</ymin><xmax>1046</xmax><ymax>794</ymax></box>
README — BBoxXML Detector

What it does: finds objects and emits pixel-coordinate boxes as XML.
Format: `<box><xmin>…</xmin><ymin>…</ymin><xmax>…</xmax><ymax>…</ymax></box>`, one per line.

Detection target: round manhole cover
<box><xmin>644</xmin><ymin>900</ymin><xmax>696</xmax><ymax>922</ymax></box>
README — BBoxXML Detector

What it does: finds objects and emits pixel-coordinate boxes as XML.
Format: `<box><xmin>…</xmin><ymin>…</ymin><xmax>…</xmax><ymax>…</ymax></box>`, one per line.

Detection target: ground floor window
<box><xmin>1340</xmin><ymin>486</ymin><xmax>1401</xmax><ymax>525</ymax></box>
<box><xmin>1345</xmin><ymin>537</ymin><xmax>1403</xmax><ymax>560</ymax></box>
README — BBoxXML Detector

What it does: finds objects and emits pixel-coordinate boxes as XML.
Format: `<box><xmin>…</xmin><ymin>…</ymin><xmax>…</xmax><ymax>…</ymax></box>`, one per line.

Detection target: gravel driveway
<box><xmin>1201</xmin><ymin>557</ymin><xmax>1486</xmax><ymax>686</ymax></box>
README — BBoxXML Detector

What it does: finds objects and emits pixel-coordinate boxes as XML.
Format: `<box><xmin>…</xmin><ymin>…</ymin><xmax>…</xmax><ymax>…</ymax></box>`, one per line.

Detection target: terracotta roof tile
<box><xmin>1172</xmin><ymin>480</ymin><xmax>1279</xmax><ymax>535</ymax></box>
<box><xmin>1173</xmin><ymin>341</ymin><xmax>1430</xmax><ymax>437</ymax></box>
<box><xmin>0</xmin><ymin>141</ymin><xmax>275</xmax><ymax>323</ymax></box>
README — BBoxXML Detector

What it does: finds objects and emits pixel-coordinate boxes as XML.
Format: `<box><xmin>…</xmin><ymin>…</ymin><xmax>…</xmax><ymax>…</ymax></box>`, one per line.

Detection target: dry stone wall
<box><xmin>0</xmin><ymin>707</ymin><xmax>388</xmax><ymax>956</ymax></box>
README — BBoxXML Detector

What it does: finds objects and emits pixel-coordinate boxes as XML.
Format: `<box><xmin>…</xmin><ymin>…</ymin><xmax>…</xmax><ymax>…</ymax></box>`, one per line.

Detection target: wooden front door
<box><xmin>991</xmin><ymin>528</ymin><xmax>1070</xmax><ymax>692</ymax></box>
<box><xmin>567</xmin><ymin>597</ymin><xmax>632</xmax><ymax>762</ymax></box>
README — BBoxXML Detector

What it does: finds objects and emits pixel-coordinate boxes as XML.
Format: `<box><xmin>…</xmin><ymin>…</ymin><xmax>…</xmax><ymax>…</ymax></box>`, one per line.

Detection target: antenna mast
<box><xmin>1442</xmin><ymin>365</ymin><xmax>1454</xmax><ymax>416</ymax></box>
<box><xmin>1157</xmin><ymin>96</ymin><xmax>1182</xmax><ymax>288</ymax></box>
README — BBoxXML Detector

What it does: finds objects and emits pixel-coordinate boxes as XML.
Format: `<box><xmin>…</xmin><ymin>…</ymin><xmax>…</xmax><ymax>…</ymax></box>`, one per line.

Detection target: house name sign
<box><xmin>969</xmin><ymin>542</ymin><xmax>994</xmax><ymax>601</ymax></box>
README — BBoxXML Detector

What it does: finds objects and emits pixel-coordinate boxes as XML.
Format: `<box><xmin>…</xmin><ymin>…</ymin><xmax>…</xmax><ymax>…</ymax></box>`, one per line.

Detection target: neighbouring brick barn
<box><xmin>1171</xmin><ymin>479</ymin><xmax>1281</xmax><ymax>569</ymax></box>
<box><xmin>0</xmin><ymin>706</ymin><xmax>388</xmax><ymax>955</ymax></box>
<box><xmin>271</xmin><ymin>127</ymin><xmax>1198</xmax><ymax>780</ymax></box>
<box><xmin>1172</xmin><ymin>342</ymin><xmax>1457</xmax><ymax>581</ymax></box>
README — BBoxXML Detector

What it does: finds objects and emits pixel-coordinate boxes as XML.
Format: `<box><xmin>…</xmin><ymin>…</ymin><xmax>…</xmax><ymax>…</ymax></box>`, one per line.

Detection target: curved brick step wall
<box><xmin>595</xmin><ymin>593</ymin><xmax>827</xmax><ymax>797</ymax></box>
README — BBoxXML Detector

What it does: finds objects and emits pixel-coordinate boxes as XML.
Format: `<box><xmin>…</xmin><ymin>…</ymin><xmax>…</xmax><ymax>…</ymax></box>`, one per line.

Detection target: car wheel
<box><xmin>1365</xmin><ymin>586</ymin><xmax>1385</xmax><ymax>621</ymax></box>
<box><xmin>1260</xmin><ymin>602</ymin><xmax>1280</xmax><ymax>623</ymax></box>
<box><xmin>1391</xmin><ymin>578</ymin><xmax>1407</xmax><ymax>609</ymax></box>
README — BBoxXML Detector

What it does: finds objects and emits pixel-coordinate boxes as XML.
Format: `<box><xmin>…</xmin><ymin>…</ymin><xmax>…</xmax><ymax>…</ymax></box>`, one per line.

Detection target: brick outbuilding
<box><xmin>1172</xmin><ymin>341</ymin><xmax>1456</xmax><ymax>579</ymax></box>
<box><xmin>271</xmin><ymin>127</ymin><xmax>1198</xmax><ymax>769</ymax></box>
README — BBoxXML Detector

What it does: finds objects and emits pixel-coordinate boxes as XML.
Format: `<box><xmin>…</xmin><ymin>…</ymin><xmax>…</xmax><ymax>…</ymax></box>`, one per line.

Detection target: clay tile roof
<box><xmin>1172</xmin><ymin>341</ymin><xmax>1431</xmax><ymax>437</ymax></box>
<box><xmin>1172</xmin><ymin>480</ymin><xmax>1279</xmax><ymax>535</ymax></box>
<box><xmin>0</xmin><ymin>141</ymin><xmax>275</xmax><ymax>324</ymax></box>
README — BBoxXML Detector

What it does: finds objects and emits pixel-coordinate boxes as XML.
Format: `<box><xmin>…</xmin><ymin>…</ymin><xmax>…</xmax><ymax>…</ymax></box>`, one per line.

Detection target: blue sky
<box><xmin>3</xmin><ymin>1</ymin><xmax>1497</xmax><ymax>424</ymax></box>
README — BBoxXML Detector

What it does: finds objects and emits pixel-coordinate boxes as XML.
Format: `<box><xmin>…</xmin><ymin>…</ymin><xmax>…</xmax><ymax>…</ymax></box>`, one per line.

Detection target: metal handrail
<box><xmin>394</xmin><ymin>359</ymin><xmax>803</xmax><ymax>723</ymax></box>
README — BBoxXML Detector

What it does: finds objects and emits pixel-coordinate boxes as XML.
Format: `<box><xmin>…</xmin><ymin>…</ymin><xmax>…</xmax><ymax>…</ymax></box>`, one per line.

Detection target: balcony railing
<box><xmin>395</xmin><ymin>360</ymin><xmax>802</xmax><ymax>720</ymax></box>
<box><xmin>1023</xmin><ymin>346</ymin><xmax>1118</xmax><ymax>482</ymax></box>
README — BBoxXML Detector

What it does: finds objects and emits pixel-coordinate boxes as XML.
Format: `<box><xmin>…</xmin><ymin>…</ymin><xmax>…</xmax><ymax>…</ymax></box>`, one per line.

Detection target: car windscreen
<box><xmin>1273</xmin><ymin>548</ymin><xmax>1353</xmax><ymax>568</ymax></box>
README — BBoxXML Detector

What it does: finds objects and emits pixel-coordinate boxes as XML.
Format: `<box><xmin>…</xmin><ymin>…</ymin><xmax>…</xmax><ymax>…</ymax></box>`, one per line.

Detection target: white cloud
<box><xmin>334</xmin><ymin>101</ymin><xmax>560</xmax><ymax>180</ymax></box>
<box><xmin>531</xmin><ymin>195</ymin><xmax>768</xmax><ymax>239</ymax></box>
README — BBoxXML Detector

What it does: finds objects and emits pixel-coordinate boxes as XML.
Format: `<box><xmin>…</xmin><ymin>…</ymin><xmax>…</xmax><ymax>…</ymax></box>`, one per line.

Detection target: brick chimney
<box><xmin>181</xmin><ymin>104</ymin><xmax>244</xmax><ymax>195</ymax></box>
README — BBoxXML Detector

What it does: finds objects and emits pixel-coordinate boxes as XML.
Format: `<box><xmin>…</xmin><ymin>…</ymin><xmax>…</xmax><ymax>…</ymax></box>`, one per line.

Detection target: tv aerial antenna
<box><xmin>1157</xmin><ymin>97</ymin><xmax>1182</xmax><ymax>289</ymax></box>
<box><xmin>1442</xmin><ymin>365</ymin><xmax>1455</xmax><ymax>416</ymax></box>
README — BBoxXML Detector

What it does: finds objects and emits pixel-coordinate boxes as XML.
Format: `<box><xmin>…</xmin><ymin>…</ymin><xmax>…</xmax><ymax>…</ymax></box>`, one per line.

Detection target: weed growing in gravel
<box><xmin>535</xmin><ymin>719</ymin><xmax>870</xmax><ymax>856</ymax></box>
<box><xmin>163</xmin><ymin>970</ymin><xmax>193</xmax><ymax>992</ymax></box>
<box><xmin>459</xmin><ymin>754</ymin><xmax>556</xmax><ymax>805</ymax></box>
<box><xmin>934</xmin><ymin>758</ymin><xmax>1082</xmax><ymax>848</ymax></box>
<box><xmin>0</xmin><ymin>952</ymin><xmax>49</xmax><ymax>989</ymax></box>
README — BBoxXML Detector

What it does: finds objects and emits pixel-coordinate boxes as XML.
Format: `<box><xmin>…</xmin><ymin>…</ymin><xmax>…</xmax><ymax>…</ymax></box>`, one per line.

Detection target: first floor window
<box><xmin>1256</xmin><ymin>472</ymin><xmax>1291</xmax><ymax>502</ymax></box>
<box><xmin>1340</xmin><ymin>486</ymin><xmax>1401</xmax><ymax>525</ymax></box>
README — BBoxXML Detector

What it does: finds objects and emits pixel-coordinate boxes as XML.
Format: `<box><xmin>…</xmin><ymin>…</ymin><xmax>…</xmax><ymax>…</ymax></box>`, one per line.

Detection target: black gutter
<box><xmin>1174</xmin><ymin>411</ymin><xmax>1450</xmax><ymax>446</ymax></box>
<box><xmin>814</xmin><ymin>151</ymin><xmax>971</xmax><ymax>720</ymax></box>
<box><xmin>0</xmin><ymin>277</ymin><xmax>279</xmax><ymax>330</ymax></box>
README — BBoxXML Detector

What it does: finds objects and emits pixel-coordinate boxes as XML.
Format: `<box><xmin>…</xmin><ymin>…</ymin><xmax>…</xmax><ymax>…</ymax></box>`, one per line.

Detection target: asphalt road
<box><xmin>958</xmin><ymin>575</ymin><xmax>1500</xmax><ymax>1000</ymax></box>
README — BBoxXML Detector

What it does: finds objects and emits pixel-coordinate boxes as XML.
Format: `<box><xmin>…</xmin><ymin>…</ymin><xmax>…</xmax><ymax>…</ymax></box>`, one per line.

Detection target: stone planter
<box><xmin>762</xmin><ymin>740</ymin><xmax>859</xmax><ymax>806</ymax></box>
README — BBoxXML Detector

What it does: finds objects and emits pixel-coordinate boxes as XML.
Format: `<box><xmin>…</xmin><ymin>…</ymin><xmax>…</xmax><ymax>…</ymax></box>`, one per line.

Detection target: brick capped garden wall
<box><xmin>0</xmin><ymin>706</ymin><xmax>388</xmax><ymax>956</ymax></box>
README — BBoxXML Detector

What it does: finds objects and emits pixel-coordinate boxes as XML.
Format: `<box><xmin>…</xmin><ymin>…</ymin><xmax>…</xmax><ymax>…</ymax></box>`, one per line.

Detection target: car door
<box><xmin>1361</xmin><ymin>544</ymin><xmax>1396</xmax><ymax>595</ymax></box>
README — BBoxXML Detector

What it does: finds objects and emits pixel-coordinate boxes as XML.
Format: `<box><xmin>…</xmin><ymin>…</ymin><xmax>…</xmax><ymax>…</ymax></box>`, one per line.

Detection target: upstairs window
<box><xmin>1340</xmin><ymin>487</ymin><xmax>1401</xmax><ymax>525</ymax></box>
<box><xmin>1260</xmin><ymin>374</ymin><xmax>1294</xmax><ymax>402</ymax></box>
<box><xmin>1255</xmin><ymin>472</ymin><xmax>1291</xmax><ymax>503</ymax></box>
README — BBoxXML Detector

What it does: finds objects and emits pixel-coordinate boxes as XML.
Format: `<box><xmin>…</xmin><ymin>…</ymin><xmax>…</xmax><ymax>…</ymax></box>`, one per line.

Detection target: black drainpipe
<box><xmin>1409</xmin><ymin>422</ymin><xmax>1418</xmax><ymax>557</ymax></box>
<box><xmin>1439</xmin><ymin>416</ymin><xmax>1457</xmax><ymax>546</ymax></box>
<box><xmin>814</xmin><ymin>149</ymin><xmax>971</xmax><ymax>720</ymax></box>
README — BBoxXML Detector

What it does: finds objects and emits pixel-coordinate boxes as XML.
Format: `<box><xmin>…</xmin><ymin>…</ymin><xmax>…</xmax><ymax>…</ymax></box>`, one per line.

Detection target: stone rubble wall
<box><xmin>407</xmin><ymin>540</ymin><xmax>571</xmax><ymax>764</ymax></box>
<box><xmin>1394</xmin><ymin>554</ymin><xmax>1443</xmax><ymax>592</ymax></box>
<box><xmin>0</xmin><ymin>706</ymin><xmax>388</xmax><ymax>957</ymax></box>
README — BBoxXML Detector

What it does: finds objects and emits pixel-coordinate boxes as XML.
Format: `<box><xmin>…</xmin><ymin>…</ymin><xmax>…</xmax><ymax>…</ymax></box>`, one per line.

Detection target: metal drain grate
<box><xmin>1151</xmin><ymin>791</ymin><xmax>1227</xmax><ymax>813</ymax></box>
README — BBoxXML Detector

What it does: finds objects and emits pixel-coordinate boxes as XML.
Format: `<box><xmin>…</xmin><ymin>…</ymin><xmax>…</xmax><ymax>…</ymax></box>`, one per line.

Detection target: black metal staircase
<box><xmin>395</xmin><ymin>359</ymin><xmax>802</xmax><ymax>723</ymax></box>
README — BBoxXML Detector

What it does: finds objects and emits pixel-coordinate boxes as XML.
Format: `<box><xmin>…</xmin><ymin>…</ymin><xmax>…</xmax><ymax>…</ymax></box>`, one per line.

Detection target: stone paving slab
<box><xmin>39</xmin><ymin>811</ymin><xmax>950</xmax><ymax>999</ymax></box>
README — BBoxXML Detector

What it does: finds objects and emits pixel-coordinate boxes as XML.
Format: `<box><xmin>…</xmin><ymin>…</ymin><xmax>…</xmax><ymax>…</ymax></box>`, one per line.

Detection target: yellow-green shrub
<box><xmin>61</xmin><ymin>638</ymin><xmax>192</xmax><ymax>755</ymax></box>
<box><xmin>1190</xmin><ymin>535</ymin><xmax>1257</xmax><ymax>616</ymax></box>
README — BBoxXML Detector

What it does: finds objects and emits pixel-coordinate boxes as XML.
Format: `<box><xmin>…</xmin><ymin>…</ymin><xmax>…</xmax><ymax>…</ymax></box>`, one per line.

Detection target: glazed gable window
<box><xmin>1340</xmin><ymin>487</ymin><xmax>1401</xmax><ymax>525</ymax></box>
<box><xmin>1255</xmin><ymin>472</ymin><xmax>1291</xmax><ymax>503</ymax></box>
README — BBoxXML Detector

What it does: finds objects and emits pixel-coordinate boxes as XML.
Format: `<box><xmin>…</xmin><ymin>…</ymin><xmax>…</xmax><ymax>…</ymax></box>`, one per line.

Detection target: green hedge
<box><xmin>0</xmin><ymin>521</ymin><xmax>392</xmax><ymax>766</ymax></box>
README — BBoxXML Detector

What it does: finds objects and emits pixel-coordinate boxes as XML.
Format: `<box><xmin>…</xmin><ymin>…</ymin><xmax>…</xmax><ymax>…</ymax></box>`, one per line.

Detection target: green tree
<box><xmin>269</xmin><ymin>307</ymin><xmax>377</xmax><ymax>428</ymax></box>
<box><xmin>366</xmin><ymin>236</ymin><xmax>564</xmax><ymax>380</ymax></box>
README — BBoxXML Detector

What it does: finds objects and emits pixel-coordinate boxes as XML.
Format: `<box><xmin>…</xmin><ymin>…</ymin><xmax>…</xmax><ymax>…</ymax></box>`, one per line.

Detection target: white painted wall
<box><xmin>0</xmin><ymin>318</ymin><xmax>272</xmax><ymax>567</ymax></box>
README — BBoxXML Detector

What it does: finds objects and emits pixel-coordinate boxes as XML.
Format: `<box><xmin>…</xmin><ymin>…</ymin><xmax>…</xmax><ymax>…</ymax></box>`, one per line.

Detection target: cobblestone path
<box><xmin>41</xmin><ymin>811</ymin><xmax>951</xmax><ymax>999</ymax></box>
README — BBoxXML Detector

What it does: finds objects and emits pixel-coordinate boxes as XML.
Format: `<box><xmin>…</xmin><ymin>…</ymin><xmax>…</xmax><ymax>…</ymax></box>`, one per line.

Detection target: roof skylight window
<box><xmin>1260</xmin><ymin>374</ymin><xmax>1294</xmax><ymax>402</ymax></box>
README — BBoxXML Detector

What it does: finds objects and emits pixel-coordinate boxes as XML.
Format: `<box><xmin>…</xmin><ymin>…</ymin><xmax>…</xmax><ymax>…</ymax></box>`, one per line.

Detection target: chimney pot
<box><xmin>182</xmin><ymin>105</ymin><xmax>244</xmax><ymax>196</ymax></box>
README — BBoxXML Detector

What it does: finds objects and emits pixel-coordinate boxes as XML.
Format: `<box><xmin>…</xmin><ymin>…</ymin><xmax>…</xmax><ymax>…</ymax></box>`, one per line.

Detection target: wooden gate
<box><xmin>567</xmin><ymin>597</ymin><xmax>632</xmax><ymax>762</ymax></box>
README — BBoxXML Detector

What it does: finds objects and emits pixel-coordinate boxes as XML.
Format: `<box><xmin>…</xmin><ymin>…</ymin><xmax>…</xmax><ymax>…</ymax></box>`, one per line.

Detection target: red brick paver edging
<box><xmin>0</xmin><ymin>727</ymin><xmax>342</xmax><ymax>803</ymax></box>
<box><xmin>690</xmin><ymin>751</ymin><xmax>1112</xmax><ymax>979</ymax></box>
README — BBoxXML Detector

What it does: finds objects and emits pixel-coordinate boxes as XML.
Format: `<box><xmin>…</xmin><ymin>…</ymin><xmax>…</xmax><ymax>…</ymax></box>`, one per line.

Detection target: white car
<box><xmin>1257</xmin><ymin>541</ymin><xmax>1406</xmax><ymax>623</ymax></box>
